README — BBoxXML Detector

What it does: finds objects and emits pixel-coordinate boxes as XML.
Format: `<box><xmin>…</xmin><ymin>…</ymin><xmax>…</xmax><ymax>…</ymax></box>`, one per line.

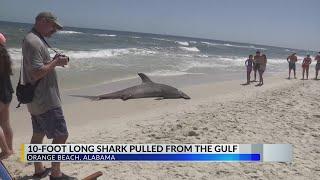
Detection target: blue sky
<box><xmin>0</xmin><ymin>0</ymin><xmax>319</xmax><ymax>51</ymax></box>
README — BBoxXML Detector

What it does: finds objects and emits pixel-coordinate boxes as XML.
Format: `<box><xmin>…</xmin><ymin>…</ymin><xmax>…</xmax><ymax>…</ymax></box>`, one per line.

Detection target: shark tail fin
<box><xmin>138</xmin><ymin>73</ymin><xmax>153</xmax><ymax>83</ymax></box>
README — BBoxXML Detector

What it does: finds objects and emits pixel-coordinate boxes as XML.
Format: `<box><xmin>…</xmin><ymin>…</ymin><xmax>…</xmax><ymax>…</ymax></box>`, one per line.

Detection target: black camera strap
<box><xmin>18</xmin><ymin>28</ymin><xmax>49</xmax><ymax>85</ymax></box>
<box><xmin>31</xmin><ymin>28</ymin><xmax>59</xmax><ymax>53</ymax></box>
<box><xmin>16</xmin><ymin>28</ymin><xmax>52</xmax><ymax>108</ymax></box>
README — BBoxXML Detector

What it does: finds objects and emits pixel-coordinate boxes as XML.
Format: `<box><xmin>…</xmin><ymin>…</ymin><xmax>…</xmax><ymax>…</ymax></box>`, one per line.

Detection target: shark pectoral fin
<box><xmin>121</xmin><ymin>94</ymin><xmax>132</xmax><ymax>101</ymax></box>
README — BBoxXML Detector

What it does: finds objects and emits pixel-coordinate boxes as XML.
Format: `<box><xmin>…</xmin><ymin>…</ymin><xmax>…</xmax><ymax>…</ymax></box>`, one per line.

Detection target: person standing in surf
<box><xmin>253</xmin><ymin>51</ymin><xmax>261</xmax><ymax>82</ymax></box>
<box><xmin>301</xmin><ymin>54</ymin><xmax>312</xmax><ymax>80</ymax></box>
<box><xmin>287</xmin><ymin>53</ymin><xmax>298</xmax><ymax>79</ymax></box>
<box><xmin>257</xmin><ymin>54</ymin><xmax>267</xmax><ymax>86</ymax></box>
<box><xmin>315</xmin><ymin>52</ymin><xmax>320</xmax><ymax>80</ymax></box>
<box><xmin>245</xmin><ymin>55</ymin><xmax>253</xmax><ymax>84</ymax></box>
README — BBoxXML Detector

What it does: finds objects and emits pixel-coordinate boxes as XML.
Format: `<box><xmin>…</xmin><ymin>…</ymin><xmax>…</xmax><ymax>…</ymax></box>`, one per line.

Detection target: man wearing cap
<box><xmin>22</xmin><ymin>12</ymin><xmax>76</xmax><ymax>179</ymax></box>
<box><xmin>287</xmin><ymin>53</ymin><xmax>298</xmax><ymax>79</ymax></box>
<box><xmin>315</xmin><ymin>52</ymin><xmax>320</xmax><ymax>79</ymax></box>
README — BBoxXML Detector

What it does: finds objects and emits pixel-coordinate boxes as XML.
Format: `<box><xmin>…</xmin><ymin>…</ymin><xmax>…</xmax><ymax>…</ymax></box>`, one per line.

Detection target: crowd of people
<box><xmin>286</xmin><ymin>52</ymin><xmax>320</xmax><ymax>80</ymax></box>
<box><xmin>0</xmin><ymin>11</ymin><xmax>319</xmax><ymax>179</ymax></box>
<box><xmin>245</xmin><ymin>51</ymin><xmax>320</xmax><ymax>85</ymax></box>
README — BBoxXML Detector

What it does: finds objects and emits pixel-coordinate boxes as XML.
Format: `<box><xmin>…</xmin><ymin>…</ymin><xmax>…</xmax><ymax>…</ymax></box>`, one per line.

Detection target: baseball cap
<box><xmin>0</xmin><ymin>33</ymin><xmax>6</xmax><ymax>45</ymax></box>
<box><xmin>36</xmin><ymin>12</ymin><xmax>63</xmax><ymax>30</ymax></box>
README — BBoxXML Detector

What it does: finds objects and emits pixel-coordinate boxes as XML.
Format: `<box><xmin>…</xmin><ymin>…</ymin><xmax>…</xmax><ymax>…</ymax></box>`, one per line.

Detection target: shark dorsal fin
<box><xmin>138</xmin><ymin>73</ymin><xmax>153</xmax><ymax>83</ymax></box>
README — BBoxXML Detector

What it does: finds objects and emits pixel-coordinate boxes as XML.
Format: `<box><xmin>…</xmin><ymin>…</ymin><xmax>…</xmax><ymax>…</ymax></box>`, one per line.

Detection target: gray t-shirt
<box><xmin>22</xmin><ymin>30</ymin><xmax>61</xmax><ymax>115</ymax></box>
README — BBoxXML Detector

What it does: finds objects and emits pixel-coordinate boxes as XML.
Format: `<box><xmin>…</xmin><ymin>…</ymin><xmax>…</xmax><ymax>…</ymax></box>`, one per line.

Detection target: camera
<box><xmin>55</xmin><ymin>53</ymin><xmax>70</xmax><ymax>62</ymax></box>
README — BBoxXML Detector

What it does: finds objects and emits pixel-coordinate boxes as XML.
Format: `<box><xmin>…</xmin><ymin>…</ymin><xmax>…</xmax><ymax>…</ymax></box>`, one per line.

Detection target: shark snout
<box><xmin>180</xmin><ymin>91</ymin><xmax>191</xmax><ymax>99</ymax></box>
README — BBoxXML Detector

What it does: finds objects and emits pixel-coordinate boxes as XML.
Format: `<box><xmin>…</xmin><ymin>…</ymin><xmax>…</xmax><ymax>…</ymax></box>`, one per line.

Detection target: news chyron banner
<box><xmin>21</xmin><ymin>144</ymin><xmax>292</xmax><ymax>162</ymax></box>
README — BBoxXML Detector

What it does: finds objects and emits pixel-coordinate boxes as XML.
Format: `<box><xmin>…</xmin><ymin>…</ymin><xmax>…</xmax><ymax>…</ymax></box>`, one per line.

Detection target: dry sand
<box><xmin>3</xmin><ymin>75</ymin><xmax>320</xmax><ymax>180</ymax></box>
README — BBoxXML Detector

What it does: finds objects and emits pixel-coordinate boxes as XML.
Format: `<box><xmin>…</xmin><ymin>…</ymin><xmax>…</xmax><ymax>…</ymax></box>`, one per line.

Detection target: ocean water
<box><xmin>0</xmin><ymin>21</ymin><xmax>316</xmax><ymax>89</ymax></box>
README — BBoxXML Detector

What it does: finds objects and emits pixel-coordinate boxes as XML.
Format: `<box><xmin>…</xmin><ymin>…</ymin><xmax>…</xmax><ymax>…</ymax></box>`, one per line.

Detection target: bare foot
<box><xmin>0</xmin><ymin>150</ymin><xmax>13</xmax><ymax>160</ymax></box>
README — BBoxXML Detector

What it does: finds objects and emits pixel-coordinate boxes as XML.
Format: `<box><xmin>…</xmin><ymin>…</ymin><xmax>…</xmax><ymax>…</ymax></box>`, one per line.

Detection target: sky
<box><xmin>0</xmin><ymin>0</ymin><xmax>319</xmax><ymax>51</ymax></box>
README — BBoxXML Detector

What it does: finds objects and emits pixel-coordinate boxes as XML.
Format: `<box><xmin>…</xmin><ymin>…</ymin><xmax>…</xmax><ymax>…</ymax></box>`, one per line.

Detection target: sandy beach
<box><xmin>3</xmin><ymin>74</ymin><xmax>320</xmax><ymax>180</ymax></box>
<box><xmin>1</xmin><ymin>2</ymin><xmax>319</xmax><ymax>179</ymax></box>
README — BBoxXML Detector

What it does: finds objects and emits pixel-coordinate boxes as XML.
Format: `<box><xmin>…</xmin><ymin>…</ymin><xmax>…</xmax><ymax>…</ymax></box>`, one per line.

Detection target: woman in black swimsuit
<box><xmin>0</xmin><ymin>34</ymin><xmax>14</xmax><ymax>160</ymax></box>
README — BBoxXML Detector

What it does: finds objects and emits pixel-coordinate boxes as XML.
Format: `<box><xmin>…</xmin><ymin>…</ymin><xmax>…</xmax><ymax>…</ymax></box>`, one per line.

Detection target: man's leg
<box><xmin>44</xmin><ymin>107</ymin><xmax>71</xmax><ymax>178</ymax></box>
<box><xmin>258</xmin><ymin>70</ymin><xmax>262</xmax><ymax>84</ymax></box>
<box><xmin>288</xmin><ymin>68</ymin><xmax>291</xmax><ymax>79</ymax></box>
<box><xmin>30</xmin><ymin>132</ymin><xmax>46</xmax><ymax>174</ymax></box>
<box><xmin>302</xmin><ymin>68</ymin><xmax>305</xmax><ymax>79</ymax></box>
<box><xmin>306</xmin><ymin>67</ymin><xmax>309</xmax><ymax>79</ymax></box>
<box><xmin>51</xmin><ymin>135</ymin><xmax>68</xmax><ymax>177</ymax></box>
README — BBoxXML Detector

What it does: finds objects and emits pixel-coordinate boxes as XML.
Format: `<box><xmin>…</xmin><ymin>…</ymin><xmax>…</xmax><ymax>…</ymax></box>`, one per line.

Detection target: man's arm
<box><xmin>31</xmin><ymin>57</ymin><xmax>68</xmax><ymax>81</ymax></box>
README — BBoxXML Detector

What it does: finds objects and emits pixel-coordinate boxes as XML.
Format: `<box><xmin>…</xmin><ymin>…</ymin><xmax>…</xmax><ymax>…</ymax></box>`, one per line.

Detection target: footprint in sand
<box><xmin>312</xmin><ymin>114</ymin><xmax>320</xmax><ymax>118</ymax></box>
<box><xmin>187</xmin><ymin>131</ymin><xmax>199</xmax><ymax>136</ymax></box>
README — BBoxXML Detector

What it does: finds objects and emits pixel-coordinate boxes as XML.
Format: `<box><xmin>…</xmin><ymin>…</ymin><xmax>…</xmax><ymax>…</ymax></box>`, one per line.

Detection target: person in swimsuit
<box><xmin>253</xmin><ymin>51</ymin><xmax>261</xmax><ymax>81</ymax></box>
<box><xmin>0</xmin><ymin>33</ymin><xmax>14</xmax><ymax>160</ymax></box>
<box><xmin>287</xmin><ymin>53</ymin><xmax>298</xmax><ymax>79</ymax></box>
<box><xmin>245</xmin><ymin>55</ymin><xmax>253</xmax><ymax>84</ymax></box>
<box><xmin>257</xmin><ymin>54</ymin><xmax>267</xmax><ymax>86</ymax></box>
<box><xmin>315</xmin><ymin>52</ymin><xmax>320</xmax><ymax>80</ymax></box>
<box><xmin>302</xmin><ymin>54</ymin><xmax>312</xmax><ymax>80</ymax></box>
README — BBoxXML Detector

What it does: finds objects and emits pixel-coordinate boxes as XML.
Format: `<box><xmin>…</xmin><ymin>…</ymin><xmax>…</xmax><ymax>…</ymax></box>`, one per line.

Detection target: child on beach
<box><xmin>302</xmin><ymin>55</ymin><xmax>312</xmax><ymax>80</ymax></box>
<box><xmin>245</xmin><ymin>55</ymin><xmax>253</xmax><ymax>84</ymax></box>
